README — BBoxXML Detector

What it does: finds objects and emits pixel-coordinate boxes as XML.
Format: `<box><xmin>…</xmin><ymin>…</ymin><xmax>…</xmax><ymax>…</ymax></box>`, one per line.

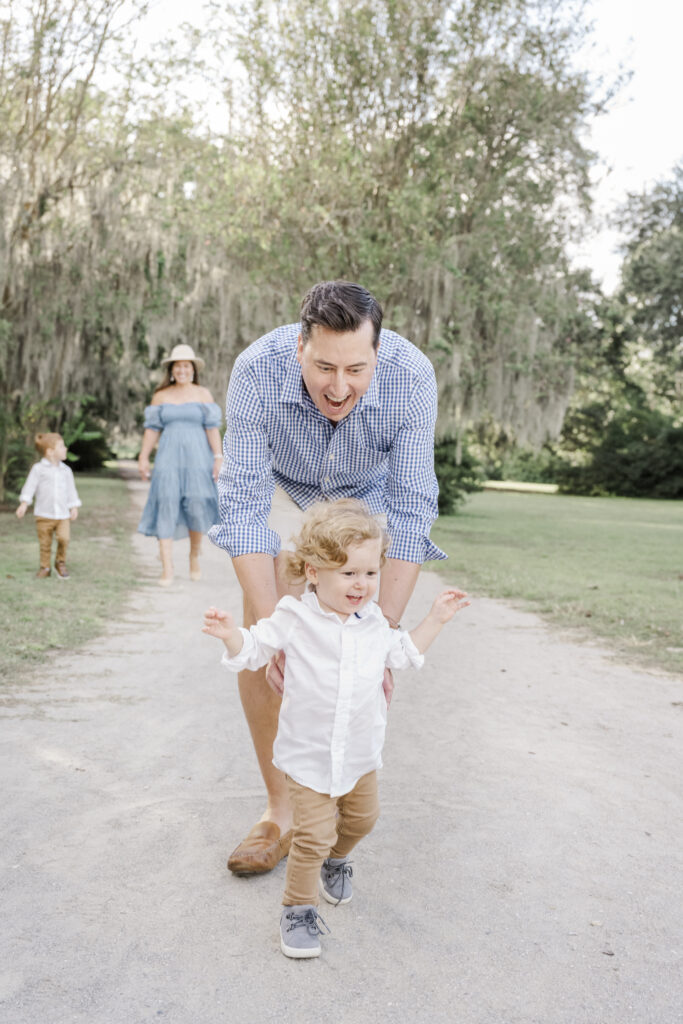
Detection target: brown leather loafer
<box><xmin>36</xmin><ymin>567</ymin><xmax>51</xmax><ymax>578</ymax></box>
<box><xmin>227</xmin><ymin>822</ymin><xmax>293</xmax><ymax>876</ymax></box>
<box><xmin>55</xmin><ymin>561</ymin><xmax>70</xmax><ymax>579</ymax></box>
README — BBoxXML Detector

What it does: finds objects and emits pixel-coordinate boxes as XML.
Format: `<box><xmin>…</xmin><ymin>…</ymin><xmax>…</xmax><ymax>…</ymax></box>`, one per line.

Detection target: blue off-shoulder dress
<box><xmin>137</xmin><ymin>402</ymin><xmax>221</xmax><ymax>540</ymax></box>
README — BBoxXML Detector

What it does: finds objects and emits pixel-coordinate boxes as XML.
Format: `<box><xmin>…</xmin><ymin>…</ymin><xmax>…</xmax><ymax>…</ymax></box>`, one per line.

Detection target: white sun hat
<box><xmin>160</xmin><ymin>343</ymin><xmax>205</xmax><ymax>371</ymax></box>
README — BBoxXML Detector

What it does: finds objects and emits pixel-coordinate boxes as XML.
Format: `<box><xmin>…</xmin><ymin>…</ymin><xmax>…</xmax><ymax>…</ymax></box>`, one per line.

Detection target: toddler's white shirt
<box><xmin>20</xmin><ymin>459</ymin><xmax>82</xmax><ymax>519</ymax></box>
<box><xmin>221</xmin><ymin>590</ymin><xmax>424</xmax><ymax>797</ymax></box>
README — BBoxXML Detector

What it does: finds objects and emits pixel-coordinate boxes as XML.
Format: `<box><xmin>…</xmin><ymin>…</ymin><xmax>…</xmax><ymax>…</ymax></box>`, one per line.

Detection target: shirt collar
<box><xmin>280</xmin><ymin>349</ymin><xmax>306</xmax><ymax>405</ymax></box>
<box><xmin>358</xmin><ymin>365</ymin><xmax>380</xmax><ymax>409</ymax></box>
<box><xmin>300</xmin><ymin>587</ymin><xmax>380</xmax><ymax>625</ymax></box>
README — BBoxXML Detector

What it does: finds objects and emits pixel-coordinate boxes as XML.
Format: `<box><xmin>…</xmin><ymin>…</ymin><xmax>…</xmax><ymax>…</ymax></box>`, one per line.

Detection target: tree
<box><xmin>617</xmin><ymin>164</ymin><xmax>683</xmax><ymax>408</ymax></box>
<box><xmin>210</xmin><ymin>0</ymin><xmax>605</xmax><ymax>446</ymax></box>
<box><xmin>1</xmin><ymin>0</ymin><xmax>616</xmax><ymax>498</ymax></box>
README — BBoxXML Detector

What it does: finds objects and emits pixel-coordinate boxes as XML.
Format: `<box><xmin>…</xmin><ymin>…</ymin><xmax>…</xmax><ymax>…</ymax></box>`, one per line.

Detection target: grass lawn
<box><xmin>0</xmin><ymin>470</ymin><xmax>137</xmax><ymax>682</ymax></box>
<box><xmin>429</xmin><ymin>490</ymin><xmax>683</xmax><ymax>676</ymax></box>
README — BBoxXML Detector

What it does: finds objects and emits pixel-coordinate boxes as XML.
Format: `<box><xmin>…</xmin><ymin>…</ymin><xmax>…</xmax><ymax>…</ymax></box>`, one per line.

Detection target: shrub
<box><xmin>434</xmin><ymin>437</ymin><xmax>485</xmax><ymax>514</ymax></box>
<box><xmin>555</xmin><ymin>400</ymin><xmax>683</xmax><ymax>498</ymax></box>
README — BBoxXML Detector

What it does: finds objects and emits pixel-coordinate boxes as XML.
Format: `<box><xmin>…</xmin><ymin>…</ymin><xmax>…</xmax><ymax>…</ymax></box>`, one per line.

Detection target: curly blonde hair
<box><xmin>284</xmin><ymin>498</ymin><xmax>388</xmax><ymax>584</ymax></box>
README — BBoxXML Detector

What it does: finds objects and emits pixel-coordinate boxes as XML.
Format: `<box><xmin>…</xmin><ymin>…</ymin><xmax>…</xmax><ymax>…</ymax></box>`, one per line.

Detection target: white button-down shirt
<box><xmin>221</xmin><ymin>590</ymin><xmax>424</xmax><ymax>797</ymax></box>
<box><xmin>19</xmin><ymin>459</ymin><xmax>82</xmax><ymax>519</ymax></box>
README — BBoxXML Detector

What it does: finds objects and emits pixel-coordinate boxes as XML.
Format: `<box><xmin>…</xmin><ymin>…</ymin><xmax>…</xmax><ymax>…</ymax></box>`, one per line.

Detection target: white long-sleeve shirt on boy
<box><xmin>19</xmin><ymin>459</ymin><xmax>82</xmax><ymax>519</ymax></box>
<box><xmin>221</xmin><ymin>589</ymin><xmax>424</xmax><ymax>797</ymax></box>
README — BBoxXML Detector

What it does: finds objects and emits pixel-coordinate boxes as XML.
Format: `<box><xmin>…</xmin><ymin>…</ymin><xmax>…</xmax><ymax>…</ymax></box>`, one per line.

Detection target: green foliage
<box><xmin>0</xmin><ymin>394</ymin><xmax>111</xmax><ymax>503</ymax></box>
<box><xmin>617</xmin><ymin>163</ymin><xmax>683</xmax><ymax>402</ymax></box>
<box><xmin>0</xmin><ymin>394</ymin><xmax>58</xmax><ymax>503</ymax></box>
<box><xmin>485</xmin><ymin>444</ymin><xmax>562</xmax><ymax>484</ymax></box>
<box><xmin>208</xmin><ymin>0</ymin><xmax>603</xmax><ymax>446</ymax></box>
<box><xmin>434</xmin><ymin>437</ymin><xmax>485</xmax><ymax>514</ymax></box>
<box><xmin>0</xmin><ymin>0</ymin><xmax>620</xmax><ymax>497</ymax></box>
<box><xmin>61</xmin><ymin>397</ymin><xmax>112</xmax><ymax>470</ymax></box>
<box><xmin>555</xmin><ymin>391</ymin><xmax>683</xmax><ymax>498</ymax></box>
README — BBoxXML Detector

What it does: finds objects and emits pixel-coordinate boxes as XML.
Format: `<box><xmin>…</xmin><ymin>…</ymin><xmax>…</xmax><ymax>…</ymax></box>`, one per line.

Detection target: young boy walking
<box><xmin>203</xmin><ymin>498</ymin><xmax>469</xmax><ymax>959</ymax></box>
<box><xmin>16</xmin><ymin>433</ymin><xmax>81</xmax><ymax>579</ymax></box>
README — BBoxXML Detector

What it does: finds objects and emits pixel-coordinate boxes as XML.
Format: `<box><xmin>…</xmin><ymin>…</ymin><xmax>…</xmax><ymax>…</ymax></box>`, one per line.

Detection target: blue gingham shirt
<box><xmin>208</xmin><ymin>323</ymin><xmax>446</xmax><ymax>563</ymax></box>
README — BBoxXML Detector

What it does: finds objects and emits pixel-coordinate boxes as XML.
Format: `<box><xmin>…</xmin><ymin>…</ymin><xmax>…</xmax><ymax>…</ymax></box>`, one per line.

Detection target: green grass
<box><xmin>0</xmin><ymin>470</ymin><xmax>137</xmax><ymax>681</ymax></box>
<box><xmin>429</xmin><ymin>490</ymin><xmax>683</xmax><ymax>676</ymax></box>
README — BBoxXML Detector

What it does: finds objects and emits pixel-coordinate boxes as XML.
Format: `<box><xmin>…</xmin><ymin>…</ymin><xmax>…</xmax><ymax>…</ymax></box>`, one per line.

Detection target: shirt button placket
<box><xmin>329</xmin><ymin>630</ymin><xmax>354</xmax><ymax>794</ymax></box>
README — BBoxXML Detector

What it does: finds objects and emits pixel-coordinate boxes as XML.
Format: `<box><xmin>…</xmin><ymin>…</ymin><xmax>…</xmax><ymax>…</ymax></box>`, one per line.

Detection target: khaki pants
<box><xmin>35</xmin><ymin>517</ymin><xmax>70</xmax><ymax>568</ymax></box>
<box><xmin>283</xmin><ymin>770</ymin><xmax>380</xmax><ymax>906</ymax></box>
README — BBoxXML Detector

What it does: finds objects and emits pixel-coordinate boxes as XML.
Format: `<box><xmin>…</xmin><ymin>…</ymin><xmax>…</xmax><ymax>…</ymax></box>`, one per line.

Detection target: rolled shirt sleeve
<box><xmin>220</xmin><ymin>600</ymin><xmax>296</xmax><ymax>672</ymax></box>
<box><xmin>385</xmin><ymin>373</ymin><xmax>446</xmax><ymax>563</ymax></box>
<box><xmin>208</xmin><ymin>363</ymin><xmax>280</xmax><ymax>557</ymax></box>
<box><xmin>385</xmin><ymin>629</ymin><xmax>425</xmax><ymax>671</ymax></box>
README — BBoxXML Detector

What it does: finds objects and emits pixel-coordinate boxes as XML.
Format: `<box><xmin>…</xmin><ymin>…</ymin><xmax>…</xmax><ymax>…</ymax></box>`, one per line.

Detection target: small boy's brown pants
<box><xmin>35</xmin><ymin>517</ymin><xmax>70</xmax><ymax>568</ymax></box>
<box><xmin>283</xmin><ymin>770</ymin><xmax>380</xmax><ymax>906</ymax></box>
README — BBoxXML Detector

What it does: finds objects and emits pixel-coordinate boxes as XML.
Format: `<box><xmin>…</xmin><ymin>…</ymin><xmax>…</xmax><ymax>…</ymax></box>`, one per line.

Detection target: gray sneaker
<box><xmin>319</xmin><ymin>857</ymin><xmax>353</xmax><ymax>905</ymax></box>
<box><xmin>280</xmin><ymin>904</ymin><xmax>330</xmax><ymax>959</ymax></box>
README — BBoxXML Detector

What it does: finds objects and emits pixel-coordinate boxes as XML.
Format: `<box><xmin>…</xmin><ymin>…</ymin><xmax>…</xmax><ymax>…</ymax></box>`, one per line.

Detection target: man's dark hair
<box><xmin>300</xmin><ymin>280</ymin><xmax>383</xmax><ymax>349</ymax></box>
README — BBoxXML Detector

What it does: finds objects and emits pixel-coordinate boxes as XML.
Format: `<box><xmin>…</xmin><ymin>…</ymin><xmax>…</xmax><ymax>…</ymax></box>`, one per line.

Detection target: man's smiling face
<box><xmin>296</xmin><ymin>320</ymin><xmax>379</xmax><ymax>422</ymax></box>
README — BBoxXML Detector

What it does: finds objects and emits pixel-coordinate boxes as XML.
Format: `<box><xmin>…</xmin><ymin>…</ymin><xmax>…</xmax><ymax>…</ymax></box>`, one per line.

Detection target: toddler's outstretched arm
<box><xmin>409</xmin><ymin>588</ymin><xmax>470</xmax><ymax>654</ymax></box>
<box><xmin>202</xmin><ymin>606</ymin><xmax>244</xmax><ymax>657</ymax></box>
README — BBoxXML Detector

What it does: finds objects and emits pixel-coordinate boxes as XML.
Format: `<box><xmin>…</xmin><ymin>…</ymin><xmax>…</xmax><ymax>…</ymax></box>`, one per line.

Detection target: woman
<box><xmin>137</xmin><ymin>343</ymin><xmax>222</xmax><ymax>585</ymax></box>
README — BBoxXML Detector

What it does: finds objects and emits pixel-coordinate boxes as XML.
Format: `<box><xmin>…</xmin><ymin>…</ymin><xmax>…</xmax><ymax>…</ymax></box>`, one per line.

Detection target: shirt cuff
<box><xmin>399</xmin><ymin>630</ymin><xmax>425</xmax><ymax>670</ymax></box>
<box><xmin>386</xmin><ymin>533</ymin><xmax>447</xmax><ymax>563</ymax></box>
<box><xmin>208</xmin><ymin>522</ymin><xmax>281</xmax><ymax>558</ymax></box>
<box><xmin>220</xmin><ymin>629</ymin><xmax>254</xmax><ymax>672</ymax></box>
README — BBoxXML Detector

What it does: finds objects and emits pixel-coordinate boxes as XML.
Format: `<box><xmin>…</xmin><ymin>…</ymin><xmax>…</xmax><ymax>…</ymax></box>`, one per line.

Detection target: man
<box><xmin>209</xmin><ymin>280</ymin><xmax>445</xmax><ymax>875</ymax></box>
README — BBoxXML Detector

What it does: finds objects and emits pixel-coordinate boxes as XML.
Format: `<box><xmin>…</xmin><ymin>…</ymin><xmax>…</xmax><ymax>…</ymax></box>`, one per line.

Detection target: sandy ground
<box><xmin>1</xmin><ymin>467</ymin><xmax>682</xmax><ymax>1024</ymax></box>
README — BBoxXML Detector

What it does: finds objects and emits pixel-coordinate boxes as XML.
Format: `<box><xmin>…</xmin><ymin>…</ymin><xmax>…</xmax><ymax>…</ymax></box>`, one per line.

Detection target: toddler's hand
<box><xmin>431</xmin><ymin>588</ymin><xmax>470</xmax><ymax>623</ymax></box>
<box><xmin>202</xmin><ymin>606</ymin><xmax>236</xmax><ymax>641</ymax></box>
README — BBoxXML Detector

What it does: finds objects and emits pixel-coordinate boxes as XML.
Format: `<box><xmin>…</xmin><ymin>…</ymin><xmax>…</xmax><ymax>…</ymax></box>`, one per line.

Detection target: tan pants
<box><xmin>283</xmin><ymin>770</ymin><xmax>380</xmax><ymax>906</ymax></box>
<box><xmin>35</xmin><ymin>517</ymin><xmax>70</xmax><ymax>568</ymax></box>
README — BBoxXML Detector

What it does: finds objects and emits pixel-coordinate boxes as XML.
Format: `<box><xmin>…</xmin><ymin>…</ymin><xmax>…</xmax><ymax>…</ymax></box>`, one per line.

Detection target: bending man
<box><xmin>209</xmin><ymin>280</ymin><xmax>446</xmax><ymax>874</ymax></box>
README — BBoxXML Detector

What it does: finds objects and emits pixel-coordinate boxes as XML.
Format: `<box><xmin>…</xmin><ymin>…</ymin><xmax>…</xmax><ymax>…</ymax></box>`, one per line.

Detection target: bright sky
<box><xmin>136</xmin><ymin>0</ymin><xmax>683</xmax><ymax>295</ymax></box>
<box><xmin>576</xmin><ymin>0</ymin><xmax>683</xmax><ymax>291</ymax></box>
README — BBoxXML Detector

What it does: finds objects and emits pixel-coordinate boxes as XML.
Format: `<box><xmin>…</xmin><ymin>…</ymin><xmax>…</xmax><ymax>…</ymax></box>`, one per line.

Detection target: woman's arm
<box><xmin>138</xmin><ymin>428</ymin><xmax>160</xmax><ymax>480</ymax></box>
<box><xmin>205</xmin><ymin>426</ymin><xmax>223</xmax><ymax>480</ymax></box>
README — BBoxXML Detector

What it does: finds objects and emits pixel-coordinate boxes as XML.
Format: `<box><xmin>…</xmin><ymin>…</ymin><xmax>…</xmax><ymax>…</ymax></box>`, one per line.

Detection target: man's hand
<box><xmin>265</xmin><ymin>650</ymin><xmax>286</xmax><ymax>696</ymax></box>
<box><xmin>382</xmin><ymin>666</ymin><xmax>395</xmax><ymax>708</ymax></box>
<box><xmin>15</xmin><ymin>502</ymin><xmax>27</xmax><ymax>519</ymax></box>
<box><xmin>70</xmin><ymin>507</ymin><xmax>79</xmax><ymax>521</ymax></box>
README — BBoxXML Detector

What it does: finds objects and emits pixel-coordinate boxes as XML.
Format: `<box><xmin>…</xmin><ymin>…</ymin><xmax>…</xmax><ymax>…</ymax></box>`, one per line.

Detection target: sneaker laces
<box><xmin>284</xmin><ymin>907</ymin><xmax>330</xmax><ymax>936</ymax></box>
<box><xmin>324</xmin><ymin>859</ymin><xmax>353</xmax><ymax>905</ymax></box>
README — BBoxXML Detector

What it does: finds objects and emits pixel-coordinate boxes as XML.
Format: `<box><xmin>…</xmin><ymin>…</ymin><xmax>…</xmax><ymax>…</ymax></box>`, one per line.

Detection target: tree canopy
<box><xmin>1</xmin><ymin>0</ymin><xmax>612</xmax><ymax>496</ymax></box>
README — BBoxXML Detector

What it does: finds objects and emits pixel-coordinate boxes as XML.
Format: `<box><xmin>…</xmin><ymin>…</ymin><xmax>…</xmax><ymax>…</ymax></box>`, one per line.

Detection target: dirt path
<box><xmin>2</xmin><ymin>468</ymin><xmax>682</xmax><ymax>1024</ymax></box>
